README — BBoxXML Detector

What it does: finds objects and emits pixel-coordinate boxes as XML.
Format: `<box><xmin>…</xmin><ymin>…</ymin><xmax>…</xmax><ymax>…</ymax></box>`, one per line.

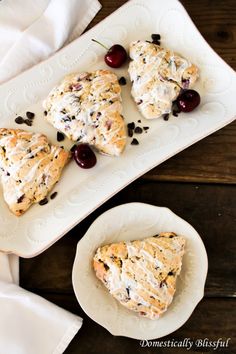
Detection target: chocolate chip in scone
<box><xmin>118</xmin><ymin>76</ymin><xmax>127</xmax><ymax>86</ymax></box>
<box><xmin>57</xmin><ymin>131</ymin><xmax>65</xmax><ymax>142</ymax></box>
<box><xmin>134</xmin><ymin>126</ymin><xmax>143</xmax><ymax>134</ymax></box>
<box><xmin>163</xmin><ymin>113</ymin><xmax>169</xmax><ymax>121</ymax></box>
<box><xmin>127</xmin><ymin>122</ymin><xmax>135</xmax><ymax>130</ymax></box>
<box><xmin>17</xmin><ymin>194</ymin><xmax>25</xmax><ymax>203</ymax></box>
<box><xmin>138</xmin><ymin>120</ymin><xmax>141</xmax><ymax>123</ymax></box>
<box><xmin>137</xmin><ymin>99</ymin><xmax>143</xmax><ymax>105</ymax></box>
<box><xmin>143</xmin><ymin>126</ymin><xmax>149</xmax><ymax>131</ymax></box>
<box><xmin>44</xmin><ymin>110</ymin><xmax>48</xmax><ymax>116</ymax></box>
<box><xmin>26</xmin><ymin>111</ymin><xmax>35</xmax><ymax>119</ymax></box>
<box><xmin>39</xmin><ymin>197</ymin><xmax>48</xmax><ymax>206</ymax></box>
<box><xmin>25</xmin><ymin>119</ymin><xmax>32</xmax><ymax>126</ymax></box>
<box><xmin>131</xmin><ymin>138</ymin><xmax>139</xmax><ymax>145</ymax></box>
<box><xmin>15</xmin><ymin>116</ymin><xmax>24</xmax><ymax>124</ymax></box>
<box><xmin>126</xmin><ymin>287</ymin><xmax>130</xmax><ymax>297</ymax></box>
<box><xmin>50</xmin><ymin>192</ymin><xmax>58</xmax><ymax>200</ymax></box>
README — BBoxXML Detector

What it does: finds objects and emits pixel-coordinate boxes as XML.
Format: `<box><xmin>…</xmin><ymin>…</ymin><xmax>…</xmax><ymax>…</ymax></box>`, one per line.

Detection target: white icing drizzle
<box><xmin>95</xmin><ymin>235</ymin><xmax>185</xmax><ymax>319</ymax></box>
<box><xmin>0</xmin><ymin>131</ymin><xmax>64</xmax><ymax>205</ymax></box>
<box><xmin>128</xmin><ymin>41</ymin><xmax>196</xmax><ymax>118</ymax></box>
<box><xmin>44</xmin><ymin>70</ymin><xmax>126</xmax><ymax>156</ymax></box>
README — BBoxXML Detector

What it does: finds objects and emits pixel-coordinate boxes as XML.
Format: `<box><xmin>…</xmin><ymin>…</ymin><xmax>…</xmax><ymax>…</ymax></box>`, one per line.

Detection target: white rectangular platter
<box><xmin>0</xmin><ymin>0</ymin><xmax>235</xmax><ymax>257</ymax></box>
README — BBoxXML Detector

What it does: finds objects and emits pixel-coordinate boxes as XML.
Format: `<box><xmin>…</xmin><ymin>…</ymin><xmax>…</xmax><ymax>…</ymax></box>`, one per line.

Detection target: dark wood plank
<box><xmin>20</xmin><ymin>181</ymin><xmax>236</xmax><ymax>297</ymax></box>
<box><xmin>18</xmin><ymin>292</ymin><xmax>234</xmax><ymax>354</ymax></box>
<box><xmin>86</xmin><ymin>0</ymin><xmax>236</xmax><ymax>183</ymax></box>
<box><xmin>146</xmin><ymin>122</ymin><xmax>236</xmax><ymax>184</ymax></box>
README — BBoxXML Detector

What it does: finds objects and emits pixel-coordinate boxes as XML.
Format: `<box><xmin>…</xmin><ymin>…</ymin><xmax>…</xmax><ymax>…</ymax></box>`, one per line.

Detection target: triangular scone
<box><xmin>93</xmin><ymin>232</ymin><xmax>185</xmax><ymax>320</ymax></box>
<box><xmin>43</xmin><ymin>70</ymin><xmax>127</xmax><ymax>156</ymax></box>
<box><xmin>0</xmin><ymin>128</ymin><xmax>70</xmax><ymax>216</ymax></box>
<box><xmin>128</xmin><ymin>40</ymin><xmax>199</xmax><ymax>119</ymax></box>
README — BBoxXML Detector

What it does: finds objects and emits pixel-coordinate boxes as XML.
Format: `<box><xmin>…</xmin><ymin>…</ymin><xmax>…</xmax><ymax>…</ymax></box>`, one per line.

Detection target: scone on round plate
<box><xmin>43</xmin><ymin>70</ymin><xmax>127</xmax><ymax>156</ymax></box>
<box><xmin>0</xmin><ymin>128</ymin><xmax>70</xmax><ymax>216</ymax></box>
<box><xmin>93</xmin><ymin>232</ymin><xmax>185</xmax><ymax>320</ymax></box>
<box><xmin>128</xmin><ymin>40</ymin><xmax>199</xmax><ymax>119</ymax></box>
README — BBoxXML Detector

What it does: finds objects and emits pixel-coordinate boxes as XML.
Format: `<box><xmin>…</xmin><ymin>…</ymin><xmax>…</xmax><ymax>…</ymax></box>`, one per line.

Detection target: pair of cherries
<box><xmin>92</xmin><ymin>38</ymin><xmax>201</xmax><ymax>112</ymax></box>
<box><xmin>73</xmin><ymin>37</ymin><xmax>201</xmax><ymax>169</ymax></box>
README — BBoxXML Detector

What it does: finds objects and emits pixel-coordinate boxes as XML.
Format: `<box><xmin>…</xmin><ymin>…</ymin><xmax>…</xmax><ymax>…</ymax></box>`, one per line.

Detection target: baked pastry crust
<box><xmin>93</xmin><ymin>232</ymin><xmax>185</xmax><ymax>320</ymax></box>
<box><xmin>0</xmin><ymin>128</ymin><xmax>70</xmax><ymax>216</ymax></box>
<box><xmin>44</xmin><ymin>70</ymin><xmax>126</xmax><ymax>156</ymax></box>
<box><xmin>128</xmin><ymin>40</ymin><xmax>199</xmax><ymax>119</ymax></box>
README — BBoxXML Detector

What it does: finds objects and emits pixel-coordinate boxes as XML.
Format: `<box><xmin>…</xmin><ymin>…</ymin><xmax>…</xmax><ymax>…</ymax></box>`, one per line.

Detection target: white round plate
<box><xmin>72</xmin><ymin>202</ymin><xmax>208</xmax><ymax>340</ymax></box>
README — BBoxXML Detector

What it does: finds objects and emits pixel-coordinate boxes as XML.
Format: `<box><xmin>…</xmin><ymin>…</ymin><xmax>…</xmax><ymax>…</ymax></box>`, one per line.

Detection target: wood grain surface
<box><xmin>19</xmin><ymin>1</ymin><xmax>236</xmax><ymax>353</ymax></box>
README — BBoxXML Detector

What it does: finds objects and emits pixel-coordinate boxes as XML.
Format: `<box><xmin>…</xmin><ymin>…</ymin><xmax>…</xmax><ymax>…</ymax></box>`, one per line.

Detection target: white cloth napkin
<box><xmin>0</xmin><ymin>0</ymin><xmax>102</xmax><ymax>84</ymax></box>
<box><xmin>0</xmin><ymin>0</ymin><xmax>102</xmax><ymax>352</ymax></box>
<box><xmin>0</xmin><ymin>253</ymin><xmax>83</xmax><ymax>354</ymax></box>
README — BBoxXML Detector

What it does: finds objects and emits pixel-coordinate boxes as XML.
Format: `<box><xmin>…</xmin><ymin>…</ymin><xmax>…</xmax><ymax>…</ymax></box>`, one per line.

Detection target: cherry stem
<box><xmin>92</xmin><ymin>38</ymin><xmax>109</xmax><ymax>50</ymax></box>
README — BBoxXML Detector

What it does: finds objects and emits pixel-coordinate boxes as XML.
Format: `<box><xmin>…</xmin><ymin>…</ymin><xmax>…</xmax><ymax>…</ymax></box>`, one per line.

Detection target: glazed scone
<box><xmin>128</xmin><ymin>40</ymin><xmax>199</xmax><ymax>119</ymax></box>
<box><xmin>43</xmin><ymin>70</ymin><xmax>126</xmax><ymax>156</ymax></box>
<box><xmin>93</xmin><ymin>232</ymin><xmax>185</xmax><ymax>320</ymax></box>
<box><xmin>0</xmin><ymin>128</ymin><xmax>70</xmax><ymax>216</ymax></box>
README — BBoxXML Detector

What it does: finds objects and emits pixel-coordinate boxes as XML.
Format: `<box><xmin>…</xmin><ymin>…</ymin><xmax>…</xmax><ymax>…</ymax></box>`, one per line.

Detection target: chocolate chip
<box><xmin>50</xmin><ymin>192</ymin><xmax>58</xmax><ymax>200</ymax></box>
<box><xmin>127</xmin><ymin>122</ymin><xmax>135</xmax><ymax>130</ymax></box>
<box><xmin>104</xmin><ymin>263</ymin><xmax>109</xmax><ymax>271</ymax></box>
<box><xmin>17</xmin><ymin>194</ymin><xmax>25</xmax><ymax>203</ymax></box>
<box><xmin>134</xmin><ymin>126</ymin><xmax>143</xmax><ymax>134</ymax></box>
<box><xmin>131</xmin><ymin>138</ymin><xmax>139</xmax><ymax>145</ymax></box>
<box><xmin>57</xmin><ymin>132</ymin><xmax>65</xmax><ymax>142</ymax></box>
<box><xmin>70</xmin><ymin>144</ymin><xmax>77</xmax><ymax>153</ymax></box>
<box><xmin>44</xmin><ymin>110</ymin><xmax>48</xmax><ymax>116</ymax></box>
<box><xmin>137</xmin><ymin>99</ymin><xmax>143</xmax><ymax>105</ymax></box>
<box><xmin>153</xmin><ymin>40</ymin><xmax>160</xmax><ymax>45</ymax></box>
<box><xmin>128</xmin><ymin>128</ymin><xmax>133</xmax><ymax>138</ymax></box>
<box><xmin>126</xmin><ymin>287</ymin><xmax>130</xmax><ymax>296</ymax></box>
<box><xmin>39</xmin><ymin>198</ymin><xmax>48</xmax><ymax>206</ymax></box>
<box><xmin>118</xmin><ymin>77</ymin><xmax>127</xmax><ymax>85</ymax></box>
<box><xmin>26</xmin><ymin>111</ymin><xmax>35</xmax><ymax>119</ymax></box>
<box><xmin>25</xmin><ymin>119</ymin><xmax>32</xmax><ymax>126</ymax></box>
<box><xmin>168</xmin><ymin>271</ymin><xmax>174</xmax><ymax>276</ymax></box>
<box><xmin>151</xmin><ymin>34</ymin><xmax>161</xmax><ymax>41</ymax></box>
<box><xmin>138</xmin><ymin>120</ymin><xmax>141</xmax><ymax>123</ymax></box>
<box><xmin>163</xmin><ymin>113</ymin><xmax>169</xmax><ymax>121</ymax></box>
<box><xmin>172</xmin><ymin>100</ymin><xmax>181</xmax><ymax>116</ymax></box>
<box><xmin>15</xmin><ymin>116</ymin><xmax>24</xmax><ymax>124</ymax></box>
<box><xmin>143</xmin><ymin>126</ymin><xmax>149</xmax><ymax>130</ymax></box>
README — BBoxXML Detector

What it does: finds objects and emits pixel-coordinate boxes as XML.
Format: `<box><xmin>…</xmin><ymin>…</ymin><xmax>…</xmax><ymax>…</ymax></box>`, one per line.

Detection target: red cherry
<box><xmin>92</xmin><ymin>39</ymin><xmax>127</xmax><ymax>68</ymax></box>
<box><xmin>73</xmin><ymin>144</ymin><xmax>97</xmax><ymax>169</ymax></box>
<box><xmin>105</xmin><ymin>45</ymin><xmax>127</xmax><ymax>68</ymax></box>
<box><xmin>177</xmin><ymin>90</ymin><xmax>201</xmax><ymax>112</ymax></box>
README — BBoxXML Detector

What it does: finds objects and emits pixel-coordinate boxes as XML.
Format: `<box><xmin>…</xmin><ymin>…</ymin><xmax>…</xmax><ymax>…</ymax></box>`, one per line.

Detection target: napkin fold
<box><xmin>0</xmin><ymin>0</ymin><xmax>102</xmax><ymax>352</ymax></box>
<box><xmin>0</xmin><ymin>253</ymin><xmax>82</xmax><ymax>354</ymax></box>
<box><xmin>0</xmin><ymin>0</ymin><xmax>102</xmax><ymax>84</ymax></box>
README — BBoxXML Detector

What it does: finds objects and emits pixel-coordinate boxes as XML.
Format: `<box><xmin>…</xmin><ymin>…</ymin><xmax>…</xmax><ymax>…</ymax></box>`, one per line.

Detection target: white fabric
<box><xmin>0</xmin><ymin>0</ymin><xmax>102</xmax><ymax>352</ymax></box>
<box><xmin>0</xmin><ymin>0</ymin><xmax>102</xmax><ymax>84</ymax></box>
<box><xmin>0</xmin><ymin>254</ymin><xmax>83</xmax><ymax>354</ymax></box>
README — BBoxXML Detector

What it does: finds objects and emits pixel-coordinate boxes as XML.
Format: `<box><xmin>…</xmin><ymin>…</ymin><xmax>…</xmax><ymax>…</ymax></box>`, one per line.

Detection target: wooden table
<box><xmin>20</xmin><ymin>1</ymin><xmax>236</xmax><ymax>353</ymax></box>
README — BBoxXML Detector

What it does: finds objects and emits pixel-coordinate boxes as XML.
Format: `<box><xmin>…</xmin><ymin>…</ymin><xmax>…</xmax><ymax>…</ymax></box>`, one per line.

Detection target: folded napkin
<box><xmin>0</xmin><ymin>253</ymin><xmax>83</xmax><ymax>354</ymax></box>
<box><xmin>0</xmin><ymin>0</ymin><xmax>102</xmax><ymax>84</ymax></box>
<box><xmin>0</xmin><ymin>0</ymin><xmax>102</xmax><ymax>352</ymax></box>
